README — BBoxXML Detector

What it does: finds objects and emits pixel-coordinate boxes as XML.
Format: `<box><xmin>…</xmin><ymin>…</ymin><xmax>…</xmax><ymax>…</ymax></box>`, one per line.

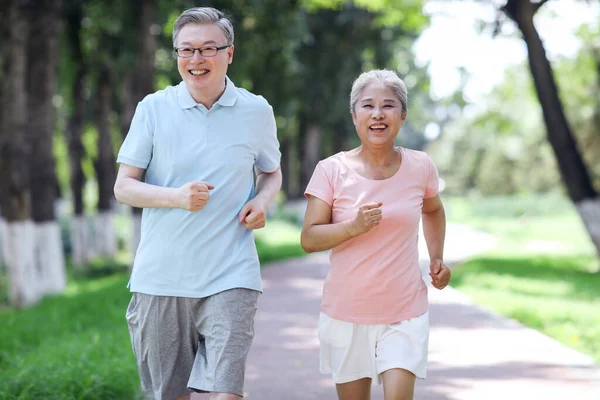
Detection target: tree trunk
<box><xmin>332</xmin><ymin>121</ymin><xmax>346</xmax><ymax>156</ymax></box>
<box><xmin>504</xmin><ymin>0</ymin><xmax>600</xmax><ymax>255</ymax></box>
<box><xmin>0</xmin><ymin>0</ymin><xmax>7</xmax><ymax>272</ymax></box>
<box><xmin>0</xmin><ymin>217</ymin><xmax>6</xmax><ymax>297</ymax></box>
<box><xmin>66</xmin><ymin>0</ymin><xmax>92</xmax><ymax>267</ymax></box>
<box><xmin>27</xmin><ymin>0</ymin><xmax>67</xmax><ymax>295</ymax></box>
<box><xmin>119</xmin><ymin>70</ymin><xmax>142</xmax><ymax>260</ymax></box>
<box><xmin>465</xmin><ymin>147</ymin><xmax>486</xmax><ymax>190</ymax></box>
<box><xmin>94</xmin><ymin>63</ymin><xmax>117</xmax><ymax>259</ymax></box>
<box><xmin>133</xmin><ymin>0</ymin><xmax>157</xmax><ymax>101</ymax></box>
<box><xmin>301</xmin><ymin>123</ymin><xmax>323</xmax><ymax>193</ymax></box>
<box><xmin>280</xmin><ymin>136</ymin><xmax>292</xmax><ymax>198</ymax></box>
<box><xmin>129</xmin><ymin>0</ymin><xmax>157</xmax><ymax>258</ymax></box>
<box><xmin>0</xmin><ymin>217</ymin><xmax>5</xmax><ymax>268</ymax></box>
<box><xmin>120</xmin><ymin>72</ymin><xmax>135</xmax><ymax>141</ymax></box>
<box><xmin>0</xmin><ymin>0</ymin><xmax>39</xmax><ymax>308</ymax></box>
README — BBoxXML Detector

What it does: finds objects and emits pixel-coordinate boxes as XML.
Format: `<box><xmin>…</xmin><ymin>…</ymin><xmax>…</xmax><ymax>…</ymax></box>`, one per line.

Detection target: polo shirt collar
<box><xmin>215</xmin><ymin>77</ymin><xmax>237</xmax><ymax>107</ymax></box>
<box><xmin>176</xmin><ymin>81</ymin><xmax>197</xmax><ymax>109</ymax></box>
<box><xmin>176</xmin><ymin>76</ymin><xmax>237</xmax><ymax>109</ymax></box>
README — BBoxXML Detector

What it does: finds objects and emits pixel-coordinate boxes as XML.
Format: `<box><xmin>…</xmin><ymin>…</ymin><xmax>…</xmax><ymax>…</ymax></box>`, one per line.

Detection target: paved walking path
<box><xmin>238</xmin><ymin>224</ymin><xmax>600</xmax><ymax>400</ymax></box>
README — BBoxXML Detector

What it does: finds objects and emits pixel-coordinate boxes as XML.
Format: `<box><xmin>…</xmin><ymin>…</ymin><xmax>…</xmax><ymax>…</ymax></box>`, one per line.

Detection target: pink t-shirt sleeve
<box><xmin>425</xmin><ymin>155</ymin><xmax>440</xmax><ymax>198</ymax></box>
<box><xmin>304</xmin><ymin>161</ymin><xmax>334</xmax><ymax>206</ymax></box>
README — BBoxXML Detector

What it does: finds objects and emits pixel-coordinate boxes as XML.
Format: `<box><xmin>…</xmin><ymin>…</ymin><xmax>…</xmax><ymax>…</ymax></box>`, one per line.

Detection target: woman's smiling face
<box><xmin>352</xmin><ymin>82</ymin><xmax>407</xmax><ymax>148</ymax></box>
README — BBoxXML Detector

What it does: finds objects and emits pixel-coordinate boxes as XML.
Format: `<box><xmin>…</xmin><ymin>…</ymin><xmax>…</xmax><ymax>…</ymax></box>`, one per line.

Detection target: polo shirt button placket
<box><xmin>205</xmin><ymin>111</ymin><xmax>213</xmax><ymax>144</ymax></box>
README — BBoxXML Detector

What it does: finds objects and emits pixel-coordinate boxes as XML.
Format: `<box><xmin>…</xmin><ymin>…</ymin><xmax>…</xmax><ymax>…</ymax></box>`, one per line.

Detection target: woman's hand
<box><xmin>348</xmin><ymin>202</ymin><xmax>383</xmax><ymax>236</ymax></box>
<box><xmin>429</xmin><ymin>259</ymin><xmax>451</xmax><ymax>290</ymax></box>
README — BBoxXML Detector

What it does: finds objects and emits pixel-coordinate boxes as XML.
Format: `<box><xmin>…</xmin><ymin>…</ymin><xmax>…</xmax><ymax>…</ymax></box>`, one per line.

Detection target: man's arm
<box><xmin>238</xmin><ymin>166</ymin><xmax>282</xmax><ymax>229</ymax></box>
<box><xmin>254</xmin><ymin>166</ymin><xmax>282</xmax><ymax>207</ymax></box>
<box><xmin>114</xmin><ymin>163</ymin><xmax>213</xmax><ymax>211</ymax></box>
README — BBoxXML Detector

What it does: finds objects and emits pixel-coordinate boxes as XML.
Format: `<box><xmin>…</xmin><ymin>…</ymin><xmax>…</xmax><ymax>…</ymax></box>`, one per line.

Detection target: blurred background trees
<box><xmin>0</xmin><ymin>0</ymin><xmax>599</xmax><ymax>309</ymax></box>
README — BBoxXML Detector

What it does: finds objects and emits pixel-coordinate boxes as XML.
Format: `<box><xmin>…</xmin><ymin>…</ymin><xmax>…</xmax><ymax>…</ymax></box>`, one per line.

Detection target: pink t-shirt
<box><xmin>305</xmin><ymin>147</ymin><xmax>439</xmax><ymax>324</ymax></box>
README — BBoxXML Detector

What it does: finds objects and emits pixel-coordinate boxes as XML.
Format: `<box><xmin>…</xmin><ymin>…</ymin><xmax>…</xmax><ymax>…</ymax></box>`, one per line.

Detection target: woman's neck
<box><xmin>354</xmin><ymin>145</ymin><xmax>400</xmax><ymax>167</ymax></box>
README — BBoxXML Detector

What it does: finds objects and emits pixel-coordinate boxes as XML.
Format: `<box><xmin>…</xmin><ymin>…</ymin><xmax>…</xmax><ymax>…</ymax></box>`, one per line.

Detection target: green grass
<box><xmin>445</xmin><ymin>193</ymin><xmax>596</xmax><ymax>257</ymax></box>
<box><xmin>254</xmin><ymin>219</ymin><xmax>305</xmax><ymax>263</ymax></box>
<box><xmin>0</xmin><ymin>218</ymin><xmax>304</xmax><ymax>400</ymax></box>
<box><xmin>444</xmin><ymin>194</ymin><xmax>600</xmax><ymax>362</ymax></box>
<box><xmin>0</xmin><ymin>274</ymin><xmax>140</xmax><ymax>400</ymax></box>
<box><xmin>451</xmin><ymin>255</ymin><xmax>600</xmax><ymax>361</ymax></box>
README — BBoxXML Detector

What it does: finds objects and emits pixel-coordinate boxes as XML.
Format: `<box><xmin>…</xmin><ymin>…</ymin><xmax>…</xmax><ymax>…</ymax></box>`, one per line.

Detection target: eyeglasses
<box><xmin>174</xmin><ymin>45</ymin><xmax>231</xmax><ymax>58</ymax></box>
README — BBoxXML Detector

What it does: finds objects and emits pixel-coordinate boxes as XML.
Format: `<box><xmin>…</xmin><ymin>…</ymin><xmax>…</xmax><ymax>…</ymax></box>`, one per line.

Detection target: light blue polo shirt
<box><xmin>117</xmin><ymin>77</ymin><xmax>281</xmax><ymax>297</ymax></box>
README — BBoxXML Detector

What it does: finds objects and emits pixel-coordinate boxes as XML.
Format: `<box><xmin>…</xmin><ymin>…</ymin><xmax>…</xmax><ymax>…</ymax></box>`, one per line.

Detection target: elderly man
<box><xmin>114</xmin><ymin>7</ymin><xmax>281</xmax><ymax>400</ymax></box>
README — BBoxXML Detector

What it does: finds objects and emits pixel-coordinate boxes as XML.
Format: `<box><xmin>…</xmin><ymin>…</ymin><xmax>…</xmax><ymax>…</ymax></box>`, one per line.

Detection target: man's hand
<box><xmin>175</xmin><ymin>181</ymin><xmax>214</xmax><ymax>211</ymax></box>
<box><xmin>239</xmin><ymin>198</ymin><xmax>267</xmax><ymax>230</ymax></box>
<box><xmin>429</xmin><ymin>259</ymin><xmax>451</xmax><ymax>290</ymax></box>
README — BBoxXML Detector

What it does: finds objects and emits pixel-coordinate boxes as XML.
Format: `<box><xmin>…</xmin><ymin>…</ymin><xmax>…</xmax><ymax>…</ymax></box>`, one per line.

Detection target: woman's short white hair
<box><xmin>350</xmin><ymin>69</ymin><xmax>408</xmax><ymax>114</ymax></box>
<box><xmin>173</xmin><ymin>7</ymin><xmax>234</xmax><ymax>46</ymax></box>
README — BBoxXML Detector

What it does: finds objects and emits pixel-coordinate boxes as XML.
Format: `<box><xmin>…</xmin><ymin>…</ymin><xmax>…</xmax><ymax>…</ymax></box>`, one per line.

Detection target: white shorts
<box><xmin>318</xmin><ymin>311</ymin><xmax>429</xmax><ymax>384</ymax></box>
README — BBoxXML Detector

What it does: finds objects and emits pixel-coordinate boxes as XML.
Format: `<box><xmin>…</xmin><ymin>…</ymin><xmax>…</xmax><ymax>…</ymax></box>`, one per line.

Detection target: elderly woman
<box><xmin>301</xmin><ymin>69</ymin><xmax>451</xmax><ymax>400</ymax></box>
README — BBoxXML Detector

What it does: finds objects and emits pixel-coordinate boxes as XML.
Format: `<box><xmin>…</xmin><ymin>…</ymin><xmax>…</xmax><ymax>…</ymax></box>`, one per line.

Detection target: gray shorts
<box><xmin>125</xmin><ymin>288</ymin><xmax>260</xmax><ymax>400</ymax></box>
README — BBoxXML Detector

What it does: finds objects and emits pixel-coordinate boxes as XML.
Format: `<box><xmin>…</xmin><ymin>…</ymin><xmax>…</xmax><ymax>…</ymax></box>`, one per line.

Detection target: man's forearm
<box><xmin>254</xmin><ymin>167</ymin><xmax>282</xmax><ymax>206</ymax></box>
<box><xmin>114</xmin><ymin>177</ymin><xmax>178</xmax><ymax>209</ymax></box>
<box><xmin>422</xmin><ymin>206</ymin><xmax>446</xmax><ymax>261</ymax></box>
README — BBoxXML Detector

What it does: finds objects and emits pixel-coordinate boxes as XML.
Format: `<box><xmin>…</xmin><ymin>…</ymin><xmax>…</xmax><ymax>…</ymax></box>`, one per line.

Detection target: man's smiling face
<box><xmin>175</xmin><ymin>23</ymin><xmax>234</xmax><ymax>96</ymax></box>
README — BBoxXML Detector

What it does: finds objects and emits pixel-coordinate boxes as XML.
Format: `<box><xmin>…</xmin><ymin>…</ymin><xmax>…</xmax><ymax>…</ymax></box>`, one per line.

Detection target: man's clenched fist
<box><xmin>176</xmin><ymin>181</ymin><xmax>214</xmax><ymax>211</ymax></box>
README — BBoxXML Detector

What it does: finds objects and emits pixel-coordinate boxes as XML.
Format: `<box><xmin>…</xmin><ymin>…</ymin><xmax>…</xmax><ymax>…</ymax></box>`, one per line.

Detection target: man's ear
<box><xmin>228</xmin><ymin>45</ymin><xmax>235</xmax><ymax>64</ymax></box>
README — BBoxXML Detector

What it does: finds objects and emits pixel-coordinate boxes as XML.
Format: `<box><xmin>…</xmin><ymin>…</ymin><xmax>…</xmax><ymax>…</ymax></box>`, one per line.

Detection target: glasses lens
<box><xmin>178</xmin><ymin>48</ymin><xmax>193</xmax><ymax>57</ymax></box>
<box><xmin>201</xmin><ymin>47</ymin><xmax>217</xmax><ymax>57</ymax></box>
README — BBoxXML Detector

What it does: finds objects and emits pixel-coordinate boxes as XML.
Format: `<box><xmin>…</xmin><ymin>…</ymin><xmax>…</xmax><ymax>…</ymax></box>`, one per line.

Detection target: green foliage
<box><xmin>53</xmin><ymin>131</ymin><xmax>71</xmax><ymax>198</ymax></box>
<box><xmin>556</xmin><ymin>23</ymin><xmax>600</xmax><ymax>190</ymax></box>
<box><xmin>432</xmin><ymin>64</ymin><xmax>569</xmax><ymax>196</ymax></box>
<box><xmin>254</xmin><ymin>220</ymin><xmax>305</xmax><ymax>263</ymax></box>
<box><xmin>302</xmin><ymin>0</ymin><xmax>427</xmax><ymax>30</ymax></box>
<box><xmin>430</xmin><ymin>19</ymin><xmax>600</xmax><ymax>197</ymax></box>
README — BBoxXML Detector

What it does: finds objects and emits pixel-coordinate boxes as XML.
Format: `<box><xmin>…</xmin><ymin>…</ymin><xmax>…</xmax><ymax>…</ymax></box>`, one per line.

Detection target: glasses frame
<box><xmin>173</xmin><ymin>45</ymin><xmax>231</xmax><ymax>58</ymax></box>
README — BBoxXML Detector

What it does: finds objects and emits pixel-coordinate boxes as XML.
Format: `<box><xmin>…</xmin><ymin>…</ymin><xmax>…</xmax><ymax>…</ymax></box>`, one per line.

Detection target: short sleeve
<box><xmin>116</xmin><ymin>102</ymin><xmax>154</xmax><ymax>169</ymax></box>
<box><xmin>254</xmin><ymin>105</ymin><xmax>281</xmax><ymax>173</ymax></box>
<box><xmin>424</xmin><ymin>155</ymin><xmax>440</xmax><ymax>198</ymax></box>
<box><xmin>304</xmin><ymin>161</ymin><xmax>334</xmax><ymax>206</ymax></box>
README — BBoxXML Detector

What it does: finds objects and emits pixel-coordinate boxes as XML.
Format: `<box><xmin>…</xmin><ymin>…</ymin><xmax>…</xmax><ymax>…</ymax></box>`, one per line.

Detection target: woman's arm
<box><xmin>422</xmin><ymin>195</ymin><xmax>450</xmax><ymax>289</ymax></box>
<box><xmin>422</xmin><ymin>195</ymin><xmax>445</xmax><ymax>261</ymax></box>
<box><xmin>300</xmin><ymin>196</ymin><xmax>382</xmax><ymax>253</ymax></box>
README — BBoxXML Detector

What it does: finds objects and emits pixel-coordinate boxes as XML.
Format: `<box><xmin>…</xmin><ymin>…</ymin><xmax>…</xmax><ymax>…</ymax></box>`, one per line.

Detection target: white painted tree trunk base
<box><xmin>35</xmin><ymin>221</ymin><xmax>67</xmax><ymax>295</ymax></box>
<box><xmin>94</xmin><ymin>211</ymin><xmax>117</xmax><ymax>258</ymax></box>
<box><xmin>131</xmin><ymin>213</ymin><xmax>142</xmax><ymax>264</ymax></box>
<box><xmin>0</xmin><ymin>218</ymin><xmax>6</xmax><ymax>299</ymax></box>
<box><xmin>576</xmin><ymin>198</ymin><xmax>600</xmax><ymax>256</ymax></box>
<box><xmin>71</xmin><ymin>216</ymin><xmax>94</xmax><ymax>268</ymax></box>
<box><xmin>2</xmin><ymin>220</ymin><xmax>42</xmax><ymax>308</ymax></box>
